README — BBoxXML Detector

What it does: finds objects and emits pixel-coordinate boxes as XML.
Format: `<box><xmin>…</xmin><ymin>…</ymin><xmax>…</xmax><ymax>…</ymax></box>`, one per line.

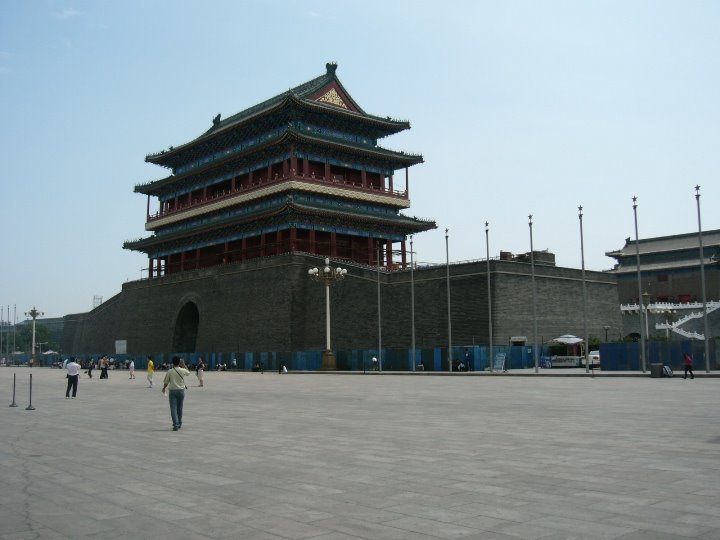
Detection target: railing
<box><xmin>147</xmin><ymin>171</ymin><xmax>408</xmax><ymax>223</ymax></box>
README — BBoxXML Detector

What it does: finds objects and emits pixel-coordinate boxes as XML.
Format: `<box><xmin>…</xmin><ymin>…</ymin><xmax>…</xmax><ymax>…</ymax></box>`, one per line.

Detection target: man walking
<box><xmin>161</xmin><ymin>356</ymin><xmax>191</xmax><ymax>431</ymax></box>
<box><xmin>65</xmin><ymin>357</ymin><xmax>81</xmax><ymax>399</ymax></box>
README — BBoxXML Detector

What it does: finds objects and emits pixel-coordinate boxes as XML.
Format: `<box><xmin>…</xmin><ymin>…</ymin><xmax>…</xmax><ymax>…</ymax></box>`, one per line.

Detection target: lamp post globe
<box><xmin>24</xmin><ymin>306</ymin><xmax>44</xmax><ymax>368</ymax></box>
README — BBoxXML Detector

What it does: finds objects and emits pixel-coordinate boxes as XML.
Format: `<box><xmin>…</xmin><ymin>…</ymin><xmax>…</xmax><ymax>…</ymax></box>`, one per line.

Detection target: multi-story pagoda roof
<box><xmin>144</xmin><ymin>63</ymin><xmax>415</xmax><ymax>175</ymax></box>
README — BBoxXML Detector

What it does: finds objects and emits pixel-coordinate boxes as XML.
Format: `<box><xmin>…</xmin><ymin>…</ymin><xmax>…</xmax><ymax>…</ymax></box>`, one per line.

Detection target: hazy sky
<box><xmin>1</xmin><ymin>0</ymin><xmax>718</xmax><ymax>319</ymax></box>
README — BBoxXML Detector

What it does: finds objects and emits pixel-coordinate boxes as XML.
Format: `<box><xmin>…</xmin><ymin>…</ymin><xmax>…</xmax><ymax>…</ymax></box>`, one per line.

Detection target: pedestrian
<box><xmin>161</xmin><ymin>356</ymin><xmax>191</xmax><ymax>431</ymax></box>
<box><xmin>147</xmin><ymin>356</ymin><xmax>155</xmax><ymax>388</ymax></box>
<box><xmin>464</xmin><ymin>349</ymin><xmax>472</xmax><ymax>371</ymax></box>
<box><xmin>65</xmin><ymin>357</ymin><xmax>81</xmax><ymax>399</ymax></box>
<box><xmin>278</xmin><ymin>359</ymin><xmax>284</xmax><ymax>374</ymax></box>
<box><xmin>683</xmin><ymin>352</ymin><xmax>694</xmax><ymax>380</ymax></box>
<box><xmin>129</xmin><ymin>358</ymin><xmax>136</xmax><ymax>379</ymax></box>
<box><xmin>87</xmin><ymin>358</ymin><xmax>94</xmax><ymax>378</ymax></box>
<box><xmin>196</xmin><ymin>357</ymin><xmax>205</xmax><ymax>387</ymax></box>
<box><xmin>99</xmin><ymin>356</ymin><xmax>109</xmax><ymax>379</ymax></box>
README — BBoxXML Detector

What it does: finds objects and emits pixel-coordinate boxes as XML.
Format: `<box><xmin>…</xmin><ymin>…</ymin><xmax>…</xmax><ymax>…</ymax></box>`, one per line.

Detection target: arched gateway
<box><xmin>172</xmin><ymin>302</ymin><xmax>199</xmax><ymax>353</ymax></box>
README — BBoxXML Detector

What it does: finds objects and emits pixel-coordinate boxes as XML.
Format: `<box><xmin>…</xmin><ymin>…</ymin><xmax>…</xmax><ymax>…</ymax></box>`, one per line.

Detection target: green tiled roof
<box><xmin>146</xmin><ymin>63</ymin><xmax>411</xmax><ymax>167</ymax></box>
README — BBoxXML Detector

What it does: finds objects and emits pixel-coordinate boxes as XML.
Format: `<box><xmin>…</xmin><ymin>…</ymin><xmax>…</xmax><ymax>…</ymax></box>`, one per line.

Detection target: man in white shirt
<box><xmin>65</xmin><ymin>357</ymin><xmax>81</xmax><ymax>399</ymax></box>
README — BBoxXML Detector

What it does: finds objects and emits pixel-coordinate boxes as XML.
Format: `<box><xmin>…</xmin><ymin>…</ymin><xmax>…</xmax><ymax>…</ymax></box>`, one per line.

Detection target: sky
<box><xmin>1</xmin><ymin>0</ymin><xmax>719</xmax><ymax>319</ymax></box>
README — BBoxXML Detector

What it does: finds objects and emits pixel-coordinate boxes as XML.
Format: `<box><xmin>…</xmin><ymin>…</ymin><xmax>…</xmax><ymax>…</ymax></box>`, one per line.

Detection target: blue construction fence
<box><xmin>9</xmin><ymin>340</ymin><xmax>717</xmax><ymax>372</ymax></box>
<box><xmin>12</xmin><ymin>345</ymin><xmax>540</xmax><ymax>372</ymax></box>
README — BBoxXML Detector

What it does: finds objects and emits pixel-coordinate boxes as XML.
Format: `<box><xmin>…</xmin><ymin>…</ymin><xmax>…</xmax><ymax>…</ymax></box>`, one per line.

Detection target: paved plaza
<box><xmin>1</xmin><ymin>368</ymin><xmax>719</xmax><ymax>540</ymax></box>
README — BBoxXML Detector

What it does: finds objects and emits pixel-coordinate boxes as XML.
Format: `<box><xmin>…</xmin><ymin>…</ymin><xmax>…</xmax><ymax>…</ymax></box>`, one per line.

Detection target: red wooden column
<box><xmin>231</xmin><ymin>177</ymin><xmax>236</xmax><ymax>191</ymax></box>
<box><xmin>180</xmin><ymin>251</ymin><xmax>186</xmax><ymax>272</ymax></box>
<box><xmin>223</xmin><ymin>242</ymin><xmax>229</xmax><ymax>264</ymax></box>
<box><xmin>266</xmin><ymin>165</ymin><xmax>272</xmax><ymax>181</ymax></box>
<box><xmin>401</xmin><ymin>240</ymin><xmax>407</xmax><ymax>269</ymax></box>
<box><xmin>195</xmin><ymin>249</ymin><xmax>201</xmax><ymax>269</ymax></box>
<box><xmin>148</xmin><ymin>256</ymin><xmax>154</xmax><ymax>279</ymax></box>
<box><xmin>324</xmin><ymin>162</ymin><xmax>331</xmax><ymax>180</ymax></box>
<box><xmin>241</xmin><ymin>238</ymin><xmax>247</xmax><ymax>261</ymax></box>
<box><xmin>330</xmin><ymin>232</ymin><xmax>337</xmax><ymax>257</ymax></box>
<box><xmin>361</xmin><ymin>170</ymin><xmax>367</xmax><ymax>188</ymax></box>
<box><xmin>276</xmin><ymin>230</ymin><xmax>283</xmax><ymax>254</ymax></box>
<box><xmin>248</xmin><ymin>171</ymin><xmax>254</xmax><ymax>186</ymax></box>
<box><xmin>290</xmin><ymin>149</ymin><xmax>297</xmax><ymax>175</ymax></box>
<box><xmin>260</xmin><ymin>233</ymin><xmax>266</xmax><ymax>257</ymax></box>
<box><xmin>367</xmin><ymin>237</ymin><xmax>375</xmax><ymax>265</ymax></box>
<box><xmin>202</xmin><ymin>187</ymin><xmax>207</xmax><ymax>201</ymax></box>
<box><xmin>303</xmin><ymin>157</ymin><xmax>309</xmax><ymax>177</ymax></box>
<box><xmin>309</xmin><ymin>230</ymin><xmax>316</xmax><ymax>254</ymax></box>
<box><xmin>282</xmin><ymin>159</ymin><xmax>289</xmax><ymax>178</ymax></box>
<box><xmin>290</xmin><ymin>227</ymin><xmax>297</xmax><ymax>251</ymax></box>
<box><xmin>388</xmin><ymin>174</ymin><xmax>394</xmax><ymax>193</ymax></box>
<box><xmin>386</xmin><ymin>240</ymin><xmax>393</xmax><ymax>268</ymax></box>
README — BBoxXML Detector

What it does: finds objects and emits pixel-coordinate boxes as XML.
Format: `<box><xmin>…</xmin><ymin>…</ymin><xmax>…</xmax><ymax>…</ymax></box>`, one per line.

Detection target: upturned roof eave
<box><xmin>136</xmin><ymin>128</ymin><xmax>422</xmax><ymax>195</ymax></box>
<box><xmin>123</xmin><ymin>200</ymin><xmax>435</xmax><ymax>252</ymax></box>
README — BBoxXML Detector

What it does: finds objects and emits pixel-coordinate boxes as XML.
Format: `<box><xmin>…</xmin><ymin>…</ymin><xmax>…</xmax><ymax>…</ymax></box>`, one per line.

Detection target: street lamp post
<box><xmin>695</xmin><ymin>185</ymin><xmax>710</xmax><ymax>373</ymax></box>
<box><xmin>642</xmin><ymin>291</ymin><xmax>650</xmax><ymax>365</ymax></box>
<box><xmin>308</xmin><ymin>258</ymin><xmax>347</xmax><ymax>370</ymax></box>
<box><xmin>632</xmin><ymin>197</ymin><xmax>646</xmax><ymax>373</ymax></box>
<box><xmin>445</xmin><ymin>229</ymin><xmax>453</xmax><ymax>372</ymax></box>
<box><xmin>410</xmin><ymin>236</ymin><xmax>416</xmax><ymax>372</ymax></box>
<box><xmin>485</xmin><ymin>222</ymin><xmax>493</xmax><ymax>373</ymax></box>
<box><xmin>603</xmin><ymin>325</ymin><xmax>610</xmax><ymax>343</ymax></box>
<box><xmin>24</xmin><ymin>306</ymin><xmax>44</xmax><ymax>368</ymax></box>
<box><xmin>529</xmin><ymin>215</ymin><xmax>539</xmax><ymax>373</ymax></box>
<box><xmin>579</xmin><ymin>206</ymin><xmax>589</xmax><ymax>373</ymax></box>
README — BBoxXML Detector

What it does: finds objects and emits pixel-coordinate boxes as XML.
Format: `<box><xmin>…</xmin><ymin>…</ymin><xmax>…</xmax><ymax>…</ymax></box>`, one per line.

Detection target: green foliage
<box><xmin>13</xmin><ymin>324</ymin><xmax>56</xmax><ymax>353</ymax></box>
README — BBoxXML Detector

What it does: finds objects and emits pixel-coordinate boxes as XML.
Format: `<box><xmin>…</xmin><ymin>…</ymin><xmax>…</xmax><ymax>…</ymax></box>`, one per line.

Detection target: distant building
<box><xmin>606</xmin><ymin>230</ymin><xmax>720</xmax><ymax>339</ymax></box>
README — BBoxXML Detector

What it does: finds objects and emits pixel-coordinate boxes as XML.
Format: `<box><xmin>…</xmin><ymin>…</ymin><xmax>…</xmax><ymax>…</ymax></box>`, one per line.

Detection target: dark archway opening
<box><xmin>173</xmin><ymin>302</ymin><xmax>199</xmax><ymax>353</ymax></box>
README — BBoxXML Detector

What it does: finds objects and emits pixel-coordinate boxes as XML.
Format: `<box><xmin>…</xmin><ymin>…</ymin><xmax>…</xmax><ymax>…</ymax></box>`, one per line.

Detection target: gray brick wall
<box><xmin>62</xmin><ymin>254</ymin><xmax>621</xmax><ymax>356</ymax></box>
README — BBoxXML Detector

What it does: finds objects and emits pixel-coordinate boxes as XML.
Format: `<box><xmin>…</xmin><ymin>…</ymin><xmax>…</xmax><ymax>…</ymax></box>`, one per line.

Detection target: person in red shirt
<box><xmin>683</xmin><ymin>353</ymin><xmax>694</xmax><ymax>380</ymax></box>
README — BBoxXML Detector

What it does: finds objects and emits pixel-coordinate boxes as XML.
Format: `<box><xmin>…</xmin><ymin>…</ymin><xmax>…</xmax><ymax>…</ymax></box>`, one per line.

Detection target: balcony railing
<box><xmin>147</xmin><ymin>171</ymin><xmax>408</xmax><ymax>223</ymax></box>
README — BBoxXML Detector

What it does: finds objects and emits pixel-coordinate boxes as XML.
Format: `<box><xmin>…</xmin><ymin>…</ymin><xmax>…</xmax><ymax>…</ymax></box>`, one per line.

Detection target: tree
<box><xmin>14</xmin><ymin>324</ymin><xmax>53</xmax><ymax>354</ymax></box>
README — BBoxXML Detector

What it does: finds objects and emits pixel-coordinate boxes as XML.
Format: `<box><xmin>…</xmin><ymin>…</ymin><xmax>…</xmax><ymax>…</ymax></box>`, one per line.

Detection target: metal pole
<box><xmin>445</xmin><ymin>229</ymin><xmax>453</xmax><ymax>372</ymax></box>
<box><xmin>632</xmin><ymin>197</ymin><xmax>646</xmax><ymax>372</ymax></box>
<box><xmin>695</xmin><ymin>186</ymin><xmax>710</xmax><ymax>373</ymax></box>
<box><xmin>9</xmin><ymin>373</ymin><xmax>18</xmax><ymax>407</ymax></box>
<box><xmin>579</xmin><ymin>206</ymin><xmax>589</xmax><ymax>373</ymax></box>
<box><xmin>486</xmin><ymin>222</ymin><xmax>493</xmax><ymax>373</ymax></box>
<box><xmin>529</xmin><ymin>215</ymin><xmax>539</xmax><ymax>373</ymax></box>
<box><xmin>26</xmin><ymin>373</ymin><xmax>35</xmax><ymax>410</ymax></box>
<box><xmin>325</xmin><ymin>281</ymin><xmax>331</xmax><ymax>352</ymax></box>
<box><xmin>410</xmin><ymin>236</ymin><xmax>416</xmax><ymax>372</ymax></box>
<box><xmin>31</xmin><ymin>316</ymin><xmax>36</xmax><ymax>368</ymax></box>
<box><xmin>377</xmin><ymin>242</ymin><xmax>382</xmax><ymax>372</ymax></box>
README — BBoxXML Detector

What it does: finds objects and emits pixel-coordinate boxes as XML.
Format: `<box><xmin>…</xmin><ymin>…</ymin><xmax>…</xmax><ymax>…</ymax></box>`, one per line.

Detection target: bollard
<box><xmin>9</xmin><ymin>373</ymin><xmax>18</xmax><ymax>407</ymax></box>
<box><xmin>25</xmin><ymin>373</ymin><xmax>35</xmax><ymax>411</ymax></box>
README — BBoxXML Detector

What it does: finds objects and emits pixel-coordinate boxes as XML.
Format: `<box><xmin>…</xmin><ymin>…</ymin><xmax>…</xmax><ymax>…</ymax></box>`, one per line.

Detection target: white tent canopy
<box><xmin>553</xmin><ymin>334</ymin><xmax>584</xmax><ymax>345</ymax></box>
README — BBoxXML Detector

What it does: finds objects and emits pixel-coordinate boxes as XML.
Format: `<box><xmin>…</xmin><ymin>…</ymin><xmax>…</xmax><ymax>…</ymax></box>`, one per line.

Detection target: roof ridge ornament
<box><xmin>326</xmin><ymin>62</ymin><xmax>338</xmax><ymax>75</ymax></box>
<box><xmin>212</xmin><ymin>113</ymin><xmax>221</xmax><ymax>127</ymax></box>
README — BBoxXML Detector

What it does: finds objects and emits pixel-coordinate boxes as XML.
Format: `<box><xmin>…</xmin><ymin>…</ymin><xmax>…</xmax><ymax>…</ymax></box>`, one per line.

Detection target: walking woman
<box><xmin>196</xmin><ymin>357</ymin><xmax>205</xmax><ymax>387</ymax></box>
<box><xmin>683</xmin><ymin>352</ymin><xmax>694</xmax><ymax>380</ymax></box>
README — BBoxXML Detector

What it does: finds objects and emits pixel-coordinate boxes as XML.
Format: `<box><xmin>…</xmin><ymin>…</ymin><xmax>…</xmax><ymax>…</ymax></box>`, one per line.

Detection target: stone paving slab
<box><xmin>0</xmin><ymin>367</ymin><xmax>719</xmax><ymax>539</ymax></box>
